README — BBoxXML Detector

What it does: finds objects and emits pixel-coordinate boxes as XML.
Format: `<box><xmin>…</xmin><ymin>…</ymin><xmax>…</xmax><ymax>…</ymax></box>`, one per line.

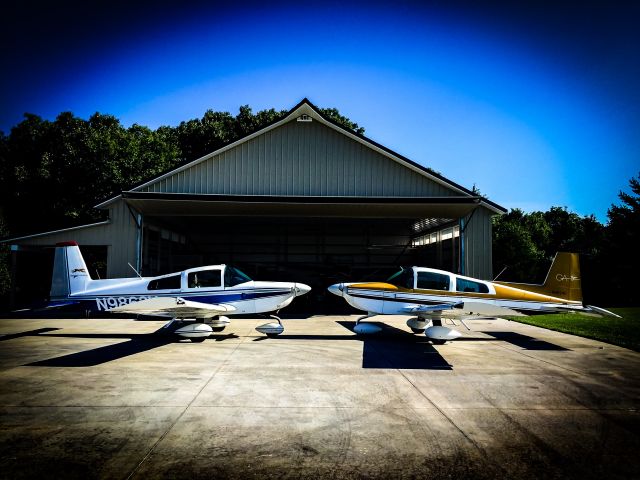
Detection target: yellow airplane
<box><xmin>328</xmin><ymin>252</ymin><xmax>619</xmax><ymax>343</ymax></box>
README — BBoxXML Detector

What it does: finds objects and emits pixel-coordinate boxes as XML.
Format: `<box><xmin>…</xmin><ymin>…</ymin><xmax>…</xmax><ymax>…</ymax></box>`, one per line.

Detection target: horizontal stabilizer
<box><xmin>548</xmin><ymin>304</ymin><xmax>620</xmax><ymax>317</ymax></box>
<box><xmin>107</xmin><ymin>297</ymin><xmax>236</xmax><ymax>318</ymax></box>
<box><xmin>45</xmin><ymin>301</ymin><xmax>80</xmax><ymax>309</ymax></box>
<box><xmin>584</xmin><ymin>305</ymin><xmax>621</xmax><ymax>318</ymax></box>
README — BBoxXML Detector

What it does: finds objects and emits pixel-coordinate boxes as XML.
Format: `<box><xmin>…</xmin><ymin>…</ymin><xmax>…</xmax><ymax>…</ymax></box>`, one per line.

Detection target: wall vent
<box><xmin>297</xmin><ymin>114</ymin><xmax>312</xmax><ymax>122</ymax></box>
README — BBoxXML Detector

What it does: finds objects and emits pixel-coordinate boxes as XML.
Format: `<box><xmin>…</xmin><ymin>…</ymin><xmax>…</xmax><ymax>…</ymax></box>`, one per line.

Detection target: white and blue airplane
<box><xmin>47</xmin><ymin>241</ymin><xmax>311</xmax><ymax>341</ymax></box>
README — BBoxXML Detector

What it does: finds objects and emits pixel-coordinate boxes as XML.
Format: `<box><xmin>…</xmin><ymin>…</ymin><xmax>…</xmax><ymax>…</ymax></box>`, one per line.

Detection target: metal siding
<box><xmin>105</xmin><ymin>200</ymin><xmax>139</xmax><ymax>278</ymax></box>
<box><xmin>13</xmin><ymin>199</ymin><xmax>138</xmax><ymax>278</ymax></box>
<box><xmin>16</xmin><ymin>224</ymin><xmax>112</xmax><ymax>247</ymax></box>
<box><xmin>463</xmin><ymin>206</ymin><xmax>494</xmax><ymax>280</ymax></box>
<box><xmin>137</xmin><ymin>120</ymin><xmax>458</xmax><ymax>197</ymax></box>
<box><xmin>51</xmin><ymin>120</ymin><xmax>488</xmax><ymax>279</ymax></box>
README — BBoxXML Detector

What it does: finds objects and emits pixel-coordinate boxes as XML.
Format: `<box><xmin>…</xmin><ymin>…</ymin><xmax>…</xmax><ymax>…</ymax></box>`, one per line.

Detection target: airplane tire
<box><xmin>410</xmin><ymin>328</ymin><xmax>426</xmax><ymax>334</ymax></box>
<box><xmin>190</xmin><ymin>337</ymin><xmax>207</xmax><ymax>343</ymax></box>
<box><xmin>266</xmin><ymin>333</ymin><xmax>280</xmax><ymax>338</ymax></box>
<box><xmin>211</xmin><ymin>326</ymin><xmax>226</xmax><ymax>332</ymax></box>
<box><xmin>431</xmin><ymin>339</ymin><xmax>446</xmax><ymax>345</ymax></box>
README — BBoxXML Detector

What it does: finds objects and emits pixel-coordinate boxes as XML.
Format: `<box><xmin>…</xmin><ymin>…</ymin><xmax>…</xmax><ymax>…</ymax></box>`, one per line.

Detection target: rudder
<box><xmin>50</xmin><ymin>241</ymin><xmax>91</xmax><ymax>299</ymax></box>
<box><xmin>542</xmin><ymin>252</ymin><xmax>582</xmax><ymax>302</ymax></box>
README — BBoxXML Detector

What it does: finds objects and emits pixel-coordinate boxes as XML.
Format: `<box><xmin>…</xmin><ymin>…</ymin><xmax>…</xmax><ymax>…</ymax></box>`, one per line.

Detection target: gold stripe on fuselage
<box><xmin>348</xmin><ymin>282</ymin><xmax>578</xmax><ymax>305</ymax></box>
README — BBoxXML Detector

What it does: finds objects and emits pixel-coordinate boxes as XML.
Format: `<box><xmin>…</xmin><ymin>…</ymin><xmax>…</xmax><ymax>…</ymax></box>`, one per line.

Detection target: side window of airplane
<box><xmin>188</xmin><ymin>270</ymin><xmax>222</xmax><ymax>288</ymax></box>
<box><xmin>456</xmin><ymin>277</ymin><xmax>489</xmax><ymax>293</ymax></box>
<box><xmin>416</xmin><ymin>272</ymin><xmax>450</xmax><ymax>291</ymax></box>
<box><xmin>147</xmin><ymin>275</ymin><xmax>181</xmax><ymax>290</ymax></box>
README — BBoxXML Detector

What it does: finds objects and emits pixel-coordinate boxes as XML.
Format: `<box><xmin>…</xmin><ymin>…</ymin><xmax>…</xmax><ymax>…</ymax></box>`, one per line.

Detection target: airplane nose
<box><xmin>294</xmin><ymin>283</ymin><xmax>311</xmax><ymax>296</ymax></box>
<box><xmin>327</xmin><ymin>283</ymin><xmax>344</xmax><ymax>297</ymax></box>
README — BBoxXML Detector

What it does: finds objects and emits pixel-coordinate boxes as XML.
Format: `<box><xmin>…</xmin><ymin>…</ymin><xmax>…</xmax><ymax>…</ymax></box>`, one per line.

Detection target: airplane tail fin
<box><xmin>541</xmin><ymin>252</ymin><xmax>582</xmax><ymax>302</ymax></box>
<box><xmin>50</xmin><ymin>241</ymin><xmax>92</xmax><ymax>299</ymax></box>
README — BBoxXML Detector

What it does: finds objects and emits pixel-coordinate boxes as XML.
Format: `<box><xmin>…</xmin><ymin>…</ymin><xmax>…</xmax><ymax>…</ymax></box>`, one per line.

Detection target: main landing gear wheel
<box><xmin>190</xmin><ymin>337</ymin><xmax>207</xmax><ymax>343</ymax></box>
<box><xmin>207</xmin><ymin>316</ymin><xmax>230</xmax><ymax>333</ymax></box>
<box><xmin>431</xmin><ymin>339</ymin><xmax>446</xmax><ymax>345</ymax></box>
<box><xmin>406</xmin><ymin>317</ymin><xmax>428</xmax><ymax>334</ymax></box>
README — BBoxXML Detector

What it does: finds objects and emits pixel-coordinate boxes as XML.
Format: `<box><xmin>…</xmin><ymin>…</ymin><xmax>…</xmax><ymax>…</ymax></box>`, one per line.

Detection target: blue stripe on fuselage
<box><xmin>50</xmin><ymin>289</ymin><xmax>292</xmax><ymax>314</ymax></box>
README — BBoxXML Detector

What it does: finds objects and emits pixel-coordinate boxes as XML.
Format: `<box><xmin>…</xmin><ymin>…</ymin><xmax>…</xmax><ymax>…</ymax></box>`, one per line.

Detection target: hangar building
<box><xmin>6</xmin><ymin>99</ymin><xmax>506</xmax><ymax>311</ymax></box>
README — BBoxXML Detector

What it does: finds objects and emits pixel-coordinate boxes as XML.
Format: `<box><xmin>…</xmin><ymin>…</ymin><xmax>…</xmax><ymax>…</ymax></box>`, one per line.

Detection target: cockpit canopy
<box><xmin>147</xmin><ymin>265</ymin><xmax>252</xmax><ymax>291</ymax></box>
<box><xmin>386</xmin><ymin>267</ymin><xmax>414</xmax><ymax>289</ymax></box>
<box><xmin>188</xmin><ymin>269</ymin><xmax>221</xmax><ymax>288</ymax></box>
<box><xmin>386</xmin><ymin>267</ymin><xmax>489</xmax><ymax>293</ymax></box>
<box><xmin>223</xmin><ymin>266</ymin><xmax>252</xmax><ymax>287</ymax></box>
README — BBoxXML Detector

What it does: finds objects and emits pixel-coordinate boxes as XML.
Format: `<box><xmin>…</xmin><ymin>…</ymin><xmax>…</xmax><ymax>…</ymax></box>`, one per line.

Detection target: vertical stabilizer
<box><xmin>50</xmin><ymin>241</ymin><xmax>91</xmax><ymax>298</ymax></box>
<box><xmin>542</xmin><ymin>252</ymin><xmax>582</xmax><ymax>302</ymax></box>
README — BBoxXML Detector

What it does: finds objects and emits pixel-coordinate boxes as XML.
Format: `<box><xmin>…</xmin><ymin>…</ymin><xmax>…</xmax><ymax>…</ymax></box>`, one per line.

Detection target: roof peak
<box><xmin>94</xmin><ymin>98</ymin><xmax>506</xmax><ymax>214</ymax></box>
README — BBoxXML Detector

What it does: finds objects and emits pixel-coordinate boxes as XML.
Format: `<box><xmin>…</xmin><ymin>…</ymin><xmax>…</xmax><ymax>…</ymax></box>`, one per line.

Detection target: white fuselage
<box><xmin>55</xmin><ymin>264</ymin><xmax>310</xmax><ymax>316</ymax></box>
<box><xmin>328</xmin><ymin>266</ymin><xmax>583</xmax><ymax>317</ymax></box>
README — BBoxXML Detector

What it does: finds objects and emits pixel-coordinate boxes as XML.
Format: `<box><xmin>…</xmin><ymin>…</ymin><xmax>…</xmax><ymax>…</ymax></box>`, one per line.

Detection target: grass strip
<box><xmin>507</xmin><ymin>307</ymin><xmax>640</xmax><ymax>352</ymax></box>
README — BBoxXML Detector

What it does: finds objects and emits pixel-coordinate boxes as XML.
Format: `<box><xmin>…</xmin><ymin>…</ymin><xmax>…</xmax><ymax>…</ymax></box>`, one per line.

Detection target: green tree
<box><xmin>0</xmin><ymin>213</ymin><xmax>10</xmax><ymax>298</ymax></box>
<box><xmin>0</xmin><ymin>104</ymin><xmax>364</xmax><ymax>239</ymax></box>
<box><xmin>492</xmin><ymin>209</ymin><xmax>548</xmax><ymax>282</ymax></box>
<box><xmin>319</xmin><ymin>108</ymin><xmax>365</xmax><ymax>135</ymax></box>
<box><xmin>603</xmin><ymin>172</ymin><xmax>640</xmax><ymax>304</ymax></box>
<box><xmin>492</xmin><ymin>207</ymin><xmax>606</xmax><ymax>292</ymax></box>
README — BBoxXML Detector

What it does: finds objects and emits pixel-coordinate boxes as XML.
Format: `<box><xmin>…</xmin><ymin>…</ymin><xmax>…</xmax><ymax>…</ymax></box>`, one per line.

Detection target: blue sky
<box><xmin>2</xmin><ymin>1</ymin><xmax>638</xmax><ymax>221</ymax></box>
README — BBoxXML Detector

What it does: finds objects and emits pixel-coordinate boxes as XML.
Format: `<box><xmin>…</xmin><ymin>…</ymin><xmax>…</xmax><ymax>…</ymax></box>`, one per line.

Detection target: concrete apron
<box><xmin>0</xmin><ymin>315</ymin><xmax>639</xmax><ymax>479</ymax></box>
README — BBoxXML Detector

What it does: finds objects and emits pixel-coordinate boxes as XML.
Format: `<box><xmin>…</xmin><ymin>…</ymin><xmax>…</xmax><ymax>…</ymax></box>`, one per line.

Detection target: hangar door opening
<box><xmin>141</xmin><ymin>215</ymin><xmax>460</xmax><ymax>313</ymax></box>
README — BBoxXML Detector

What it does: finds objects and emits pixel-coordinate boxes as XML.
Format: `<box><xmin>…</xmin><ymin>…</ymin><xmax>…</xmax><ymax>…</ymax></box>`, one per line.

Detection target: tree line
<box><xmin>0</xmin><ymin>105</ymin><xmax>364</xmax><ymax>237</ymax></box>
<box><xmin>0</xmin><ymin>105</ymin><xmax>364</xmax><ymax>300</ymax></box>
<box><xmin>0</xmin><ymin>105</ymin><xmax>637</xmax><ymax>306</ymax></box>
<box><xmin>492</xmin><ymin>177</ymin><xmax>639</xmax><ymax>305</ymax></box>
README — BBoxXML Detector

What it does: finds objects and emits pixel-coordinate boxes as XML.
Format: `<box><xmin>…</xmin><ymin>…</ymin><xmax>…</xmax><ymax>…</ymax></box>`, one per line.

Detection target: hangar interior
<box><xmin>140</xmin><ymin>214</ymin><xmax>461</xmax><ymax>313</ymax></box>
<box><xmin>4</xmin><ymin>99</ymin><xmax>504</xmax><ymax>312</ymax></box>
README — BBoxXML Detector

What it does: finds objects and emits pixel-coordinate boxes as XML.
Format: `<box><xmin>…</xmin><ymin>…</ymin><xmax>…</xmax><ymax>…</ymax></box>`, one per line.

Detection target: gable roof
<box><xmin>95</xmin><ymin>98</ymin><xmax>506</xmax><ymax>214</ymax></box>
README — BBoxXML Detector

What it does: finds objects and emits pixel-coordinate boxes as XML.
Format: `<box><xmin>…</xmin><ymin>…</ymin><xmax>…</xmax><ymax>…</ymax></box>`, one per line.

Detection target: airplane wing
<box><xmin>403</xmin><ymin>301</ymin><xmax>524</xmax><ymax>317</ymax></box>
<box><xmin>403</xmin><ymin>302</ymin><xmax>463</xmax><ymax>313</ymax></box>
<box><xmin>457</xmin><ymin>301</ymin><xmax>525</xmax><ymax>317</ymax></box>
<box><xmin>106</xmin><ymin>297</ymin><xmax>236</xmax><ymax>318</ymax></box>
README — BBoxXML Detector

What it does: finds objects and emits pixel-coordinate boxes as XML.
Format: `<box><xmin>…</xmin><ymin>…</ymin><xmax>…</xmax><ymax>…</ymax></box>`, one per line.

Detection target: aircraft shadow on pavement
<box><xmin>22</xmin><ymin>330</ymin><xmax>239</xmax><ymax>367</ymax></box>
<box><xmin>479</xmin><ymin>331</ymin><xmax>570</xmax><ymax>351</ymax></box>
<box><xmin>342</xmin><ymin>322</ymin><xmax>453</xmax><ymax>370</ymax></box>
<box><xmin>0</xmin><ymin>327</ymin><xmax>61</xmax><ymax>341</ymax></box>
<box><xmin>275</xmin><ymin>321</ymin><xmax>452</xmax><ymax>370</ymax></box>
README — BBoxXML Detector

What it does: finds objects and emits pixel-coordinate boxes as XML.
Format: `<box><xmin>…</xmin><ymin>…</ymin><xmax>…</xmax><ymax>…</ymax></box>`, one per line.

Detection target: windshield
<box><xmin>386</xmin><ymin>267</ymin><xmax>414</xmax><ymax>289</ymax></box>
<box><xmin>224</xmin><ymin>266</ymin><xmax>252</xmax><ymax>287</ymax></box>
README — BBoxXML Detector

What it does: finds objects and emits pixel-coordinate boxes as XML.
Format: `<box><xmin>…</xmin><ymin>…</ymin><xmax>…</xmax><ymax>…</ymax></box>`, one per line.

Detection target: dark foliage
<box><xmin>0</xmin><ymin>104</ymin><xmax>364</xmax><ymax>239</ymax></box>
<box><xmin>493</xmin><ymin>174</ymin><xmax>640</xmax><ymax>305</ymax></box>
<box><xmin>0</xmin><ymin>104</ymin><xmax>366</xmax><ymax>298</ymax></box>
<box><xmin>0</xmin><ymin>101</ymin><xmax>636</xmax><ymax>307</ymax></box>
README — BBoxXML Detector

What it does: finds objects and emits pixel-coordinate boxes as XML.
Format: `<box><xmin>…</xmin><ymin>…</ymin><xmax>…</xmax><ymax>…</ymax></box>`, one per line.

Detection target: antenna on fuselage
<box><xmin>493</xmin><ymin>266</ymin><xmax>508</xmax><ymax>281</ymax></box>
<box><xmin>128</xmin><ymin>263</ymin><xmax>142</xmax><ymax>278</ymax></box>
